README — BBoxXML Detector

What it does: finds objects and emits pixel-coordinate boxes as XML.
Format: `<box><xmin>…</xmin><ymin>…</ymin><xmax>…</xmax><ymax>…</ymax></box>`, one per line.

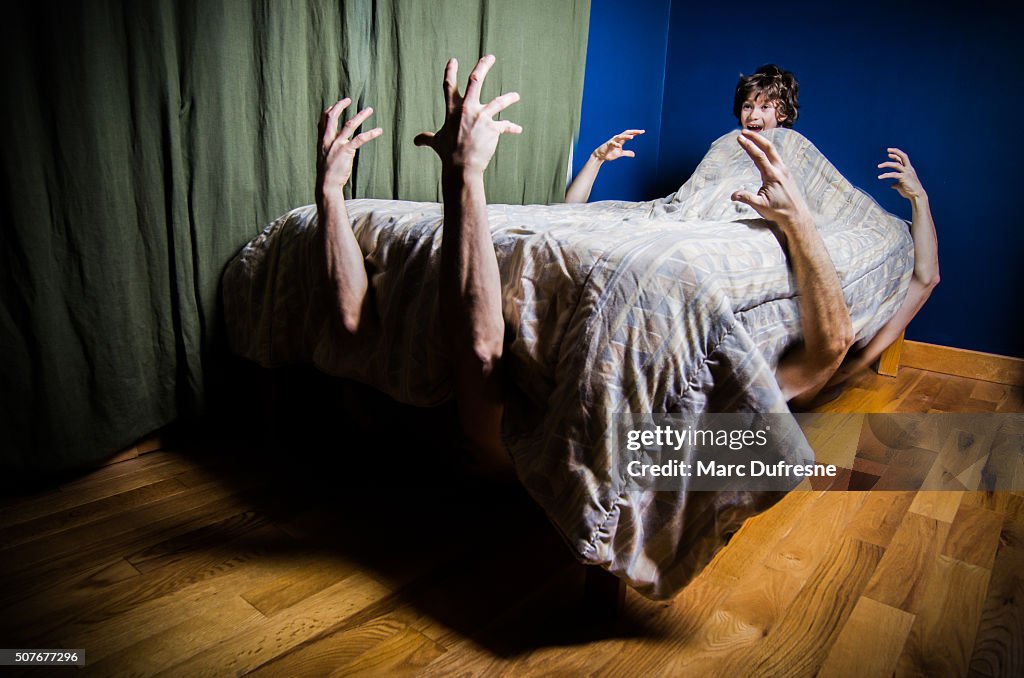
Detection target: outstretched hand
<box><xmin>878</xmin><ymin>148</ymin><xmax>927</xmax><ymax>202</ymax></box>
<box><xmin>593</xmin><ymin>129</ymin><xmax>645</xmax><ymax>161</ymax></box>
<box><xmin>317</xmin><ymin>98</ymin><xmax>383</xmax><ymax>204</ymax></box>
<box><xmin>414</xmin><ymin>55</ymin><xmax>522</xmax><ymax>174</ymax></box>
<box><xmin>731</xmin><ymin>129</ymin><xmax>811</xmax><ymax>229</ymax></box>
<box><xmin>733</xmin><ymin>131</ymin><xmax>853</xmax><ymax>406</ymax></box>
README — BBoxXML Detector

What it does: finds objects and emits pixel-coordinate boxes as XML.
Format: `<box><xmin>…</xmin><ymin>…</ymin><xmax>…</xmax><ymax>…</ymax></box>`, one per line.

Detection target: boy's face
<box><xmin>740</xmin><ymin>92</ymin><xmax>785</xmax><ymax>132</ymax></box>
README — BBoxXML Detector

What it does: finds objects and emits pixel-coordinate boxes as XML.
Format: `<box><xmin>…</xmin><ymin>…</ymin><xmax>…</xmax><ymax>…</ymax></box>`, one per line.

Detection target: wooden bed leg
<box><xmin>582</xmin><ymin>566</ymin><xmax>625</xmax><ymax>623</ymax></box>
<box><xmin>876</xmin><ymin>330</ymin><xmax>905</xmax><ymax>377</ymax></box>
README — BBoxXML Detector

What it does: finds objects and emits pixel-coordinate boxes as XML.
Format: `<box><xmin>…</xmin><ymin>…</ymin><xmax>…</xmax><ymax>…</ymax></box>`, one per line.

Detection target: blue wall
<box><xmin>577</xmin><ymin>0</ymin><xmax>1023</xmax><ymax>358</ymax></box>
<box><xmin>572</xmin><ymin>0</ymin><xmax>671</xmax><ymax>202</ymax></box>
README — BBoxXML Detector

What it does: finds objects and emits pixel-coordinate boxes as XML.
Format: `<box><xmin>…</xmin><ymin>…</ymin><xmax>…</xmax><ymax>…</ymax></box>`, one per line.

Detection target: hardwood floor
<box><xmin>1</xmin><ymin>367</ymin><xmax>1021</xmax><ymax>676</ymax></box>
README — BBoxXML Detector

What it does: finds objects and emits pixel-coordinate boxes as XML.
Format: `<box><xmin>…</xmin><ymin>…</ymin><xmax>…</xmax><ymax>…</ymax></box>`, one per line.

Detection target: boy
<box><xmin>566</xmin><ymin>64</ymin><xmax>799</xmax><ymax>202</ymax></box>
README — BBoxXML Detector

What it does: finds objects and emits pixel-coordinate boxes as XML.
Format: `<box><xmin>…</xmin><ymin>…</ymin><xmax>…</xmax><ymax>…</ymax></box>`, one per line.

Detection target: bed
<box><xmin>222</xmin><ymin>128</ymin><xmax>913</xmax><ymax>599</ymax></box>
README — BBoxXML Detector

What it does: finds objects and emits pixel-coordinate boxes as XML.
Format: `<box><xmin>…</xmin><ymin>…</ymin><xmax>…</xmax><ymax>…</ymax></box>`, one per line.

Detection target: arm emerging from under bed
<box><xmin>414</xmin><ymin>55</ymin><xmax>522</xmax><ymax>472</ymax></box>
<box><xmin>316</xmin><ymin>99</ymin><xmax>383</xmax><ymax>337</ymax></box>
<box><xmin>731</xmin><ymin>130</ymin><xmax>855</xmax><ymax>408</ymax></box>
<box><xmin>825</xmin><ymin>148</ymin><xmax>940</xmax><ymax>388</ymax></box>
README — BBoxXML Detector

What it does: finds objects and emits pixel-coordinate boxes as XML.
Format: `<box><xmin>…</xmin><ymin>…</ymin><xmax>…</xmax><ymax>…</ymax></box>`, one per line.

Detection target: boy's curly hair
<box><xmin>733</xmin><ymin>64</ymin><xmax>800</xmax><ymax>127</ymax></box>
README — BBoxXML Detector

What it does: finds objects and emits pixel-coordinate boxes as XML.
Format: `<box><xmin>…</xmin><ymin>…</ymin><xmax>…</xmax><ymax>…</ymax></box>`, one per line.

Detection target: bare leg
<box><xmin>415</xmin><ymin>55</ymin><xmax>522</xmax><ymax>471</ymax></box>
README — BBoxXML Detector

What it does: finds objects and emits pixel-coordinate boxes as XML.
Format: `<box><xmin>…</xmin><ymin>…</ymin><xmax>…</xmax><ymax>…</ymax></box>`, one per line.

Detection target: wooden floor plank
<box><xmin>247</xmin><ymin>616</ymin><xmax>410</xmax><ymax>677</ymax></box>
<box><xmin>727</xmin><ymin>537</ymin><xmax>884</xmax><ymax>677</ymax></box>
<box><xmin>53</xmin><ymin>450</ymin><xmax>185</xmax><ymax>491</ymax></box>
<box><xmin>54</xmin><ymin>532</ymin><xmax>302</xmax><ymax>667</ymax></box>
<box><xmin>4</xmin><ymin>519</ymin><xmax>286</xmax><ymax>650</ymax></box>
<box><xmin>154</xmin><ymin>572</ymin><xmax>392</xmax><ymax>676</ymax></box>
<box><xmin>406</xmin><ymin>549</ymin><xmax>585</xmax><ymax>676</ymax></box>
<box><xmin>702</xmin><ymin>489</ymin><xmax>820</xmax><ymax>584</ymax></box>
<box><xmin>0</xmin><ymin>477</ymin><xmax>190</xmax><ymax>550</ymax></box>
<box><xmin>937</xmin><ymin>423</ymin><xmax>999</xmax><ymax>481</ymax></box>
<box><xmin>961</xmin><ymin>490</ymin><xmax>1015</xmax><ymax>515</ymax></box>
<box><xmin>818</xmin><ymin>596</ymin><xmax>915</xmax><ymax>678</ymax></box>
<box><xmin>816</xmin><ymin>368</ymin><xmax>924</xmax><ymax>414</ymax></box>
<box><xmin>803</xmin><ymin>413</ymin><xmax>863</xmax><ymax>467</ymax></box>
<box><xmin>758</xmin><ymin>492</ymin><xmax>869</xmax><ymax>582</ymax></box>
<box><xmin>0</xmin><ymin>474</ymin><xmax>266</xmax><ymax>579</ymax></box>
<box><xmin>0</xmin><ymin>483</ymin><xmax>280</xmax><ymax>618</ymax></box>
<box><xmin>896</xmin><ymin>555</ymin><xmax>991</xmax><ymax>676</ymax></box>
<box><xmin>85</xmin><ymin>593</ymin><xmax>264</xmax><ymax>675</ymax></box>
<box><xmin>241</xmin><ymin>556</ymin><xmax>361</xmax><ymax>618</ymax></box>
<box><xmin>968</xmin><ymin>511</ymin><xmax>1024</xmax><ymax>676</ymax></box>
<box><xmin>969</xmin><ymin>380</ymin><xmax>1008</xmax><ymax>404</ymax></box>
<box><xmin>845</xmin><ymin>490</ymin><xmax>915</xmax><ymax>548</ymax></box>
<box><xmin>931</xmin><ymin>375</ymin><xmax>981</xmax><ymax>412</ymax></box>
<box><xmin>862</xmin><ymin>511</ymin><xmax>949</xmax><ymax>614</ymax></box>
<box><xmin>942</xmin><ymin>502</ymin><xmax>1004</xmax><ymax>569</ymax></box>
<box><xmin>330</xmin><ymin>625</ymin><xmax>447</xmax><ymax>677</ymax></box>
<box><xmin>908</xmin><ymin>490</ymin><xmax>962</xmax><ymax>523</ymax></box>
<box><xmin>876</xmin><ymin>368</ymin><xmax>928</xmax><ymax>413</ymax></box>
<box><xmin>894</xmin><ymin>372</ymin><xmax>951</xmax><ymax>413</ymax></box>
<box><xmin>997</xmin><ymin>385</ymin><xmax>1024</xmax><ymax>412</ymax></box>
<box><xmin>0</xmin><ymin>452</ymin><xmax>190</xmax><ymax>525</ymax></box>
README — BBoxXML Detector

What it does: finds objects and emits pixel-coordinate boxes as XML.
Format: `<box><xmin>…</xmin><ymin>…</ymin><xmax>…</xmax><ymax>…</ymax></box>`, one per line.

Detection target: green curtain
<box><xmin>0</xmin><ymin>0</ymin><xmax>590</xmax><ymax>471</ymax></box>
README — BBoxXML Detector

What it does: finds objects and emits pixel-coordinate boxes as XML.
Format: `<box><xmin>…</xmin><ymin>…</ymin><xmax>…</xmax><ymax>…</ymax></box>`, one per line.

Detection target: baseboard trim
<box><xmin>902</xmin><ymin>341</ymin><xmax>1024</xmax><ymax>386</ymax></box>
<box><xmin>105</xmin><ymin>430</ymin><xmax>170</xmax><ymax>467</ymax></box>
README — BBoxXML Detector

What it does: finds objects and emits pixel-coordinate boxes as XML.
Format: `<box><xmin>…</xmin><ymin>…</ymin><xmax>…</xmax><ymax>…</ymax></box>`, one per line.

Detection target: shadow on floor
<box><xmin>172</xmin><ymin>362</ymin><xmax>666</xmax><ymax>658</ymax></box>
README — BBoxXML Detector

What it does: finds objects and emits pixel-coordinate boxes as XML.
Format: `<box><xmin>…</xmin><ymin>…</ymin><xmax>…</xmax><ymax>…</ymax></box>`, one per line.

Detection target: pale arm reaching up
<box><xmin>316</xmin><ymin>98</ymin><xmax>383</xmax><ymax>337</ymax></box>
<box><xmin>414</xmin><ymin>55</ymin><xmax>522</xmax><ymax>471</ymax></box>
<box><xmin>565</xmin><ymin>129</ymin><xmax>645</xmax><ymax>203</ymax></box>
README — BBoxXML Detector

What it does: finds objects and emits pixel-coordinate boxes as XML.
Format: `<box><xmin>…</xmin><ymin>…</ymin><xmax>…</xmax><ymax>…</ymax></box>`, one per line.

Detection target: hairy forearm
<box><xmin>784</xmin><ymin>215</ymin><xmax>854</xmax><ymax>359</ymax></box>
<box><xmin>319</xmin><ymin>192</ymin><xmax>369</xmax><ymax>335</ymax></box>
<box><xmin>564</xmin><ymin>154</ymin><xmax>604</xmax><ymax>204</ymax></box>
<box><xmin>776</xmin><ymin>214</ymin><xmax>854</xmax><ymax>404</ymax></box>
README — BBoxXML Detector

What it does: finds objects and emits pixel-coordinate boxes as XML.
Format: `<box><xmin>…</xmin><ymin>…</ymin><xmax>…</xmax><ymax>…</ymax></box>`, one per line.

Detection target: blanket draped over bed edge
<box><xmin>222</xmin><ymin>128</ymin><xmax>913</xmax><ymax>599</ymax></box>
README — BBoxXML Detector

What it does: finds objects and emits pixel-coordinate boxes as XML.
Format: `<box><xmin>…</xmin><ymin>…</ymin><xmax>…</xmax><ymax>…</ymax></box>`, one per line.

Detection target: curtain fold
<box><xmin>0</xmin><ymin>0</ymin><xmax>590</xmax><ymax>471</ymax></box>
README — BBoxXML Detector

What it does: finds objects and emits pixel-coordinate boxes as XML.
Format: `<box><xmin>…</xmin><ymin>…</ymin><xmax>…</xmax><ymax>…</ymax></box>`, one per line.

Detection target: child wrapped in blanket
<box><xmin>567</xmin><ymin>64</ymin><xmax>940</xmax><ymax>408</ymax></box>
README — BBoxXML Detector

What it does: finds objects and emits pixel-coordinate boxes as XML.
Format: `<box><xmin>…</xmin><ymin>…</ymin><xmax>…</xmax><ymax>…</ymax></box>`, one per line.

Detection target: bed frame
<box><xmin>876</xmin><ymin>331</ymin><xmax>905</xmax><ymax>377</ymax></box>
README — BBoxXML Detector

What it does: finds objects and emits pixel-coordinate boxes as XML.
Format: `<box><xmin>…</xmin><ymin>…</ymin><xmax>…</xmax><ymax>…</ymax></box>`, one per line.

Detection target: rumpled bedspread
<box><xmin>222</xmin><ymin>128</ymin><xmax>912</xmax><ymax>598</ymax></box>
